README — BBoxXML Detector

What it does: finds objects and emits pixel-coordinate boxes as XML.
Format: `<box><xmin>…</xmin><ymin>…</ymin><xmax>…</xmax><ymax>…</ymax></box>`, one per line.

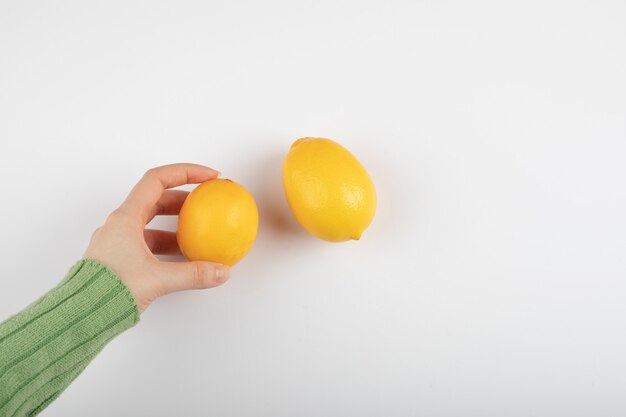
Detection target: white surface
<box><xmin>1</xmin><ymin>0</ymin><xmax>625</xmax><ymax>415</ymax></box>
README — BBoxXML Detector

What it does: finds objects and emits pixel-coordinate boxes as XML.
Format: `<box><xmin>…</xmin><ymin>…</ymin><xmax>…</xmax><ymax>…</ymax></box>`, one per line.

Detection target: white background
<box><xmin>1</xmin><ymin>0</ymin><xmax>625</xmax><ymax>415</ymax></box>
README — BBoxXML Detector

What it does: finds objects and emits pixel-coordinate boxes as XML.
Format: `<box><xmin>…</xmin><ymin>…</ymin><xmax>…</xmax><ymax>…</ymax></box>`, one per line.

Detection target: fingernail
<box><xmin>216</xmin><ymin>266</ymin><xmax>230</xmax><ymax>283</ymax></box>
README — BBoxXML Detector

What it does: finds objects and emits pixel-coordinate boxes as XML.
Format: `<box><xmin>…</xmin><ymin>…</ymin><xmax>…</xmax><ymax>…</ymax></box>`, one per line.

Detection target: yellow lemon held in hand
<box><xmin>282</xmin><ymin>137</ymin><xmax>377</xmax><ymax>242</ymax></box>
<box><xmin>177</xmin><ymin>179</ymin><xmax>259</xmax><ymax>266</ymax></box>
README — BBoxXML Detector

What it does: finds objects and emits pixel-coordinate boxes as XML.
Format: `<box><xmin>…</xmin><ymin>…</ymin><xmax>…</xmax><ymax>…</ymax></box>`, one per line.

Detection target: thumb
<box><xmin>153</xmin><ymin>261</ymin><xmax>231</xmax><ymax>295</ymax></box>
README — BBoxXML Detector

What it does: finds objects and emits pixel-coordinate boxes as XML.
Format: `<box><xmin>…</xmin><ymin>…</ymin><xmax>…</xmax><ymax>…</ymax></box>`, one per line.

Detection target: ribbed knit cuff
<box><xmin>0</xmin><ymin>259</ymin><xmax>140</xmax><ymax>416</ymax></box>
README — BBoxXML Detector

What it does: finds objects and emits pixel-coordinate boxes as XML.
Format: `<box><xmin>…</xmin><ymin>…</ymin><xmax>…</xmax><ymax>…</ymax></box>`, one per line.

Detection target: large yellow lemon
<box><xmin>177</xmin><ymin>179</ymin><xmax>259</xmax><ymax>266</ymax></box>
<box><xmin>282</xmin><ymin>138</ymin><xmax>376</xmax><ymax>242</ymax></box>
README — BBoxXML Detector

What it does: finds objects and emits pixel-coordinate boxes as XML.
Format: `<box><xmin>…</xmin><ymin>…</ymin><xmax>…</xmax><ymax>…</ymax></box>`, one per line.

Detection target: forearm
<box><xmin>0</xmin><ymin>259</ymin><xmax>139</xmax><ymax>417</ymax></box>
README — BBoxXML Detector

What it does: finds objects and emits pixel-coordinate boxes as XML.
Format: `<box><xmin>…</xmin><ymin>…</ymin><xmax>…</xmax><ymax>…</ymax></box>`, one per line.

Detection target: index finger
<box><xmin>120</xmin><ymin>163</ymin><xmax>219</xmax><ymax>224</ymax></box>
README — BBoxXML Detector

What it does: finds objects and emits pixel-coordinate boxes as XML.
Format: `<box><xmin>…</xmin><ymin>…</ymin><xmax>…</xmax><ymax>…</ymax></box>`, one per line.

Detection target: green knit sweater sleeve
<box><xmin>0</xmin><ymin>259</ymin><xmax>140</xmax><ymax>417</ymax></box>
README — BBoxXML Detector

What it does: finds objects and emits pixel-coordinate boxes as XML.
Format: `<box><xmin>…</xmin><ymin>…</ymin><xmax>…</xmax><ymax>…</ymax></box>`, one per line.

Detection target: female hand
<box><xmin>84</xmin><ymin>163</ymin><xmax>230</xmax><ymax>313</ymax></box>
